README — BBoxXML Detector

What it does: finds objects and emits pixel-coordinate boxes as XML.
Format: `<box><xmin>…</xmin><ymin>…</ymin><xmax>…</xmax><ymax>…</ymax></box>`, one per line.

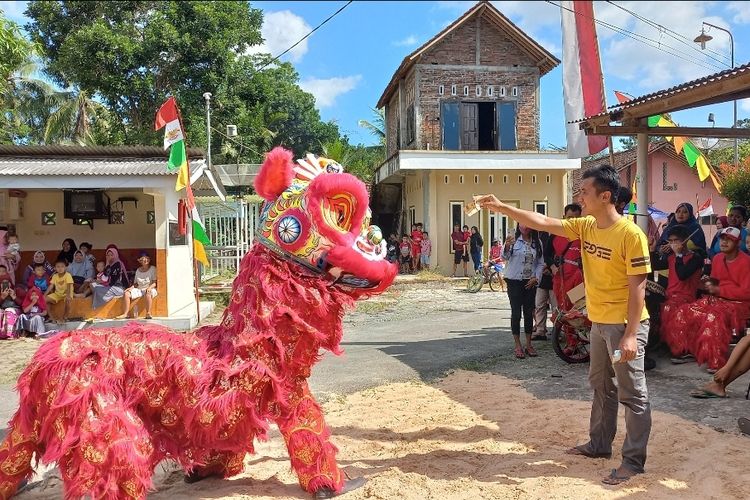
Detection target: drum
<box><xmin>645</xmin><ymin>279</ymin><xmax>666</xmax><ymax>298</ymax></box>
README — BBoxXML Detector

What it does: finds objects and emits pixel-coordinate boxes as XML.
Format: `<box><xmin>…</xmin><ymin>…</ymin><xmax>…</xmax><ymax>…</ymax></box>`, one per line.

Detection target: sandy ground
<box><xmin>18</xmin><ymin>370</ymin><xmax>749</xmax><ymax>499</ymax></box>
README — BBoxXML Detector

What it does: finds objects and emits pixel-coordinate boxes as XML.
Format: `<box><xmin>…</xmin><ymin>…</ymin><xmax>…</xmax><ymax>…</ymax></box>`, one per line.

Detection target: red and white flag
<box><xmin>697</xmin><ymin>196</ymin><xmax>714</xmax><ymax>217</ymax></box>
<box><xmin>560</xmin><ymin>1</ymin><xmax>608</xmax><ymax>159</ymax></box>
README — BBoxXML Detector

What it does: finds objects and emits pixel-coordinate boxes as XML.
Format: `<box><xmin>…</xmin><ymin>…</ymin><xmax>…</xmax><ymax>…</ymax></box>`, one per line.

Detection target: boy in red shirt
<box><xmin>410</xmin><ymin>224</ymin><xmax>423</xmax><ymax>272</ymax></box>
<box><xmin>399</xmin><ymin>235</ymin><xmax>412</xmax><ymax>274</ymax></box>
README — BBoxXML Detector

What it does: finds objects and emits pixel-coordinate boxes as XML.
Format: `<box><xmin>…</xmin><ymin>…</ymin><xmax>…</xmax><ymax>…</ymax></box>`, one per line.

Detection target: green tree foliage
<box><xmin>719</xmin><ymin>159</ymin><xmax>750</xmax><ymax>207</ymax></box>
<box><xmin>0</xmin><ymin>10</ymin><xmax>37</xmax><ymax>143</ymax></box>
<box><xmin>25</xmin><ymin>1</ymin><xmax>340</xmax><ymax>158</ymax></box>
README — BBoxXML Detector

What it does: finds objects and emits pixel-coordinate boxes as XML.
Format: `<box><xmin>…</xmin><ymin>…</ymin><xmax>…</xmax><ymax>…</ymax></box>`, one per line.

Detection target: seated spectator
<box><xmin>118</xmin><ymin>251</ymin><xmax>157</xmax><ymax>319</ymax></box>
<box><xmin>20</xmin><ymin>251</ymin><xmax>53</xmax><ymax>288</ymax></box>
<box><xmin>56</xmin><ymin>238</ymin><xmax>77</xmax><ymax>265</ymax></box>
<box><xmin>0</xmin><ymin>280</ymin><xmax>20</xmax><ymax>339</ymax></box>
<box><xmin>656</xmin><ymin>202</ymin><xmax>707</xmax><ymax>255</ymax></box>
<box><xmin>77</xmin><ymin>260</ymin><xmax>108</xmax><ymax>298</ymax></box>
<box><xmin>691</xmin><ymin>335</ymin><xmax>750</xmax><ymax>398</ymax></box>
<box><xmin>17</xmin><ymin>286</ymin><xmax>47</xmax><ymax>336</ymax></box>
<box><xmin>708</xmin><ymin>205</ymin><xmax>748</xmax><ymax>257</ymax></box>
<box><xmin>668</xmin><ymin>227</ymin><xmax>750</xmax><ymax>371</ymax></box>
<box><xmin>67</xmin><ymin>250</ymin><xmax>95</xmax><ymax>292</ymax></box>
<box><xmin>655</xmin><ymin>225</ymin><xmax>704</xmax><ymax>362</ymax></box>
<box><xmin>78</xmin><ymin>241</ymin><xmax>96</xmax><ymax>266</ymax></box>
<box><xmin>707</xmin><ymin>216</ymin><xmax>729</xmax><ymax>259</ymax></box>
<box><xmin>46</xmin><ymin>260</ymin><xmax>73</xmax><ymax>322</ymax></box>
<box><xmin>27</xmin><ymin>263</ymin><xmax>50</xmax><ymax>294</ymax></box>
<box><xmin>91</xmin><ymin>248</ymin><xmax>129</xmax><ymax>310</ymax></box>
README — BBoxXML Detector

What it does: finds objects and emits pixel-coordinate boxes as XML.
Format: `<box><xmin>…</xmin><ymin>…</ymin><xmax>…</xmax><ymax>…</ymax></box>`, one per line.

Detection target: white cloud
<box><xmin>741</xmin><ymin>99</ymin><xmax>750</xmax><ymax>113</ymax></box>
<box><xmin>727</xmin><ymin>1</ymin><xmax>750</xmax><ymax>24</ymax></box>
<box><xmin>393</xmin><ymin>34</ymin><xmax>419</xmax><ymax>47</ymax></box>
<box><xmin>0</xmin><ymin>1</ymin><xmax>28</xmax><ymax>23</ymax></box>
<box><xmin>299</xmin><ymin>75</ymin><xmax>362</xmax><ymax>108</ymax></box>
<box><xmin>247</xmin><ymin>10</ymin><xmax>311</xmax><ymax>63</ymax></box>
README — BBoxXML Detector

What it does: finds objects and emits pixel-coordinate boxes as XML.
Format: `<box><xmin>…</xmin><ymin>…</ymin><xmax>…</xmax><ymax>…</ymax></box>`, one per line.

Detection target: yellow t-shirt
<box><xmin>50</xmin><ymin>272</ymin><xmax>74</xmax><ymax>297</ymax></box>
<box><xmin>561</xmin><ymin>216</ymin><xmax>651</xmax><ymax>324</ymax></box>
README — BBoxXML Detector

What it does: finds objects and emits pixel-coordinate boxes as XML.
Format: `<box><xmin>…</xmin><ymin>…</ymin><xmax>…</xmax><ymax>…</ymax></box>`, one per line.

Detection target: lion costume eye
<box><xmin>322</xmin><ymin>194</ymin><xmax>356</xmax><ymax>233</ymax></box>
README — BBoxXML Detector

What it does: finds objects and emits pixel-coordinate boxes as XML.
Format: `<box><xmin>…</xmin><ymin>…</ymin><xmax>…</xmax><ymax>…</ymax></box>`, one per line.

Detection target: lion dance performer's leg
<box><xmin>276</xmin><ymin>380</ymin><xmax>343</xmax><ymax>494</ymax></box>
<box><xmin>0</xmin><ymin>425</ymin><xmax>38</xmax><ymax>500</ymax></box>
<box><xmin>184</xmin><ymin>451</ymin><xmax>245</xmax><ymax>483</ymax></box>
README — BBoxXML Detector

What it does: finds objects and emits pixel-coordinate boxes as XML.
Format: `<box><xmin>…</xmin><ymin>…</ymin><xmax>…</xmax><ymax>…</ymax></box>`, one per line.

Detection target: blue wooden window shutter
<box><xmin>441</xmin><ymin>101</ymin><xmax>460</xmax><ymax>150</ymax></box>
<box><xmin>498</xmin><ymin>102</ymin><xmax>517</xmax><ymax>151</ymax></box>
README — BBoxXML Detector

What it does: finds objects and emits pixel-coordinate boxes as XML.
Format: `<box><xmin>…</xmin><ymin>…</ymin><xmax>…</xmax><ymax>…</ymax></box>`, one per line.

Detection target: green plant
<box><xmin>719</xmin><ymin>159</ymin><xmax>750</xmax><ymax>207</ymax></box>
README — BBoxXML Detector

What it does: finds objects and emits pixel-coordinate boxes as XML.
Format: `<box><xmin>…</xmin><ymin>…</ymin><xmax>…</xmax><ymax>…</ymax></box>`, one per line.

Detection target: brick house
<box><xmin>577</xmin><ymin>141</ymin><xmax>727</xmax><ymax>241</ymax></box>
<box><xmin>373</xmin><ymin>1</ymin><xmax>579</xmax><ymax>273</ymax></box>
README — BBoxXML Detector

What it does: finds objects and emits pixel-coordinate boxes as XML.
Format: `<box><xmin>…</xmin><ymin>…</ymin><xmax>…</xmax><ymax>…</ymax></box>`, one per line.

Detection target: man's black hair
<box><xmin>54</xmin><ymin>259</ymin><xmax>67</xmax><ymax>266</ymax></box>
<box><xmin>729</xmin><ymin>204</ymin><xmax>748</xmax><ymax>222</ymax></box>
<box><xmin>582</xmin><ymin>164</ymin><xmax>620</xmax><ymax>204</ymax></box>
<box><xmin>667</xmin><ymin>224</ymin><xmax>690</xmax><ymax>241</ymax></box>
<box><xmin>564</xmin><ymin>203</ymin><xmax>582</xmax><ymax>214</ymax></box>
<box><xmin>33</xmin><ymin>263</ymin><xmax>45</xmax><ymax>269</ymax></box>
<box><xmin>616</xmin><ymin>186</ymin><xmax>633</xmax><ymax>206</ymax></box>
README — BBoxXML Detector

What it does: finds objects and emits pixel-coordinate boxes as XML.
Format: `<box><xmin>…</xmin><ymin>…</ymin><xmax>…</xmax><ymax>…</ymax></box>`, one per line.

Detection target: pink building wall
<box><xmin>619</xmin><ymin>149</ymin><xmax>727</xmax><ymax>242</ymax></box>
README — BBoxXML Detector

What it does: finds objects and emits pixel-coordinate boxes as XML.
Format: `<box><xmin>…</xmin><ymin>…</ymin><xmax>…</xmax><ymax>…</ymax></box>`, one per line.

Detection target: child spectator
<box><xmin>420</xmin><ymin>231</ymin><xmax>432</xmax><ymax>270</ymax></box>
<box><xmin>668</xmin><ymin>227</ymin><xmax>750</xmax><ymax>371</ymax></box>
<box><xmin>0</xmin><ymin>284</ymin><xmax>20</xmax><ymax>339</ymax></box>
<box><xmin>79</xmin><ymin>242</ymin><xmax>97</xmax><ymax>266</ymax></box>
<box><xmin>46</xmin><ymin>260</ymin><xmax>74</xmax><ymax>322</ymax></box>
<box><xmin>77</xmin><ymin>261</ymin><xmax>108</xmax><ymax>298</ymax></box>
<box><xmin>21</xmin><ymin>251</ymin><xmax>54</xmax><ymax>287</ymax></box>
<box><xmin>655</xmin><ymin>225</ymin><xmax>704</xmax><ymax>363</ymax></box>
<box><xmin>386</xmin><ymin>234</ymin><xmax>399</xmax><ymax>263</ymax></box>
<box><xmin>410</xmin><ymin>224</ymin><xmax>423</xmax><ymax>272</ymax></box>
<box><xmin>67</xmin><ymin>250</ymin><xmax>95</xmax><ymax>293</ymax></box>
<box><xmin>27</xmin><ymin>263</ymin><xmax>50</xmax><ymax>294</ymax></box>
<box><xmin>399</xmin><ymin>235</ymin><xmax>412</xmax><ymax>274</ymax></box>
<box><xmin>118</xmin><ymin>251</ymin><xmax>158</xmax><ymax>319</ymax></box>
<box><xmin>487</xmin><ymin>239</ymin><xmax>506</xmax><ymax>291</ymax></box>
<box><xmin>17</xmin><ymin>286</ymin><xmax>47</xmax><ymax>336</ymax></box>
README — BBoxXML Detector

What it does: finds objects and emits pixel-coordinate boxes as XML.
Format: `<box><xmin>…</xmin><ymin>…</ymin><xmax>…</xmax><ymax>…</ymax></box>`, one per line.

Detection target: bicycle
<box><xmin>466</xmin><ymin>261</ymin><xmax>505</xmax><ymax>293</ymax></box>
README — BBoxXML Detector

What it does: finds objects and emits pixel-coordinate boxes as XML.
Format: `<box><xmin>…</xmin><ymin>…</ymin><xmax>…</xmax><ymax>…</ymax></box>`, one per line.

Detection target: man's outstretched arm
<box><xmin>475</xmin><ymin>195</ymin><xmax>567</xmax><ymax>237</ymax></box>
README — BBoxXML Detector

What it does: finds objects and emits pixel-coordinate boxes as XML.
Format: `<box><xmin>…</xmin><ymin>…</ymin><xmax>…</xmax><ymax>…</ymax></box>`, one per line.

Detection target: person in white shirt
<box><xmin>117</xmin><ymin>251</ymin><xmax>157</xmax><ymax>319</ymax></box>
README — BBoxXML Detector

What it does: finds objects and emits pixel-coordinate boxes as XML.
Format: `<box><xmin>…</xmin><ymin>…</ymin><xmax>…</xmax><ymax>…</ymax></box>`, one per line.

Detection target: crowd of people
<box><xmin>0</xmin><ymin>231</ymin><xmax>158</xmax><ymax>338</ymax></box>
<box><xmin>386</xmin><ymin>223</ymin><xmax>433</xmax><ymax>275</ymax></box>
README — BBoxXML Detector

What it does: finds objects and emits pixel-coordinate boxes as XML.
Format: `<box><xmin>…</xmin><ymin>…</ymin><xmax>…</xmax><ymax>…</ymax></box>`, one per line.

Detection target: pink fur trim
<box><xmin>254</xmin><ymin>147</ymin><xmax>294</xmax><ymax>201</ymax></box>
<box><xmin>306</xmin><ymin>173</ymin><xmax>369</xmax><ymax>246</ymax></box>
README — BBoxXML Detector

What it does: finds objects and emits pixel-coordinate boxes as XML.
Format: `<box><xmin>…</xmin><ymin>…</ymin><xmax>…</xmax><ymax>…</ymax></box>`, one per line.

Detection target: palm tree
<box><xmin>43</xmin><ymin>89</ymin><xmax>110</xmax><ymax>145</ymax></box>
<box><xmin>357</xmin><ymin>108</ymin><xmax>385</xmax><ymax>146</ymax></box>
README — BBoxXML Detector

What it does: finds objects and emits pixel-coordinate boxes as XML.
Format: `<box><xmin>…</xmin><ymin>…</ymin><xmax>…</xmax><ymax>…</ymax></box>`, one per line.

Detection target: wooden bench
<box><xmin>47</xmin><ymin>294</ymin><xmax>159</xmax><ymax>320</ymax></box>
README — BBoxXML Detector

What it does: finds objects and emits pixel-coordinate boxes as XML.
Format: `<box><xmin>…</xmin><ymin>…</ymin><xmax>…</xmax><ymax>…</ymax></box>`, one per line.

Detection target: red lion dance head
<box><xmin>254</xmin><ymin>146</ymin><xmax>395</xmax><ymax>293</ymax></box>
<box><xmin>0</xmin><ymin>147</ymin><xmax>396</xmax><ymax>500</ymax></box>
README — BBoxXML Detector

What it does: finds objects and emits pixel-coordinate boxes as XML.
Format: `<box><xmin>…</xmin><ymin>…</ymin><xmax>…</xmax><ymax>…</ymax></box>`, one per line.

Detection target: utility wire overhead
<box><xmin>255</xmin><ymin>1</ymin><xmax>354</xmax><ymax>72</ymax></box>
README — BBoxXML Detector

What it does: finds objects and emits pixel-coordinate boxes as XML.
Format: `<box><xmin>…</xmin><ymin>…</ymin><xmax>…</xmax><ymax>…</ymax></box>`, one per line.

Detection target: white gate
<box><xmin>196</xmin><ymin>198</ymin><xmax>260</xmax><ymax>282</ymax></box>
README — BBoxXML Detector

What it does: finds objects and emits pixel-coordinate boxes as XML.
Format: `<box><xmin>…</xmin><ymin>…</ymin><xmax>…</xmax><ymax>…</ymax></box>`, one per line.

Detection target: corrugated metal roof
<box><xmin>0</xmin><ymin>144</ymin><xmax>205</xmax><ymax>159</ymax></box>
<box><xmin>572</xmin><ymin>61</ymin><xmax>750</xmax><ymax>123</ymax></box>
<box><xmin>0</xmin><ymin>157</ymin><xmax>177</xmax><ymax>176</ymax></box>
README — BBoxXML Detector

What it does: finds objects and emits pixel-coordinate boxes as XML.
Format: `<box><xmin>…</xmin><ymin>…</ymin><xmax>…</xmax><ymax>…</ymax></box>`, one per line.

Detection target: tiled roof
<box><xmin>572</xmin><ymin>62</ymin><xmax>750</xmax><ymax>123</ymax></box>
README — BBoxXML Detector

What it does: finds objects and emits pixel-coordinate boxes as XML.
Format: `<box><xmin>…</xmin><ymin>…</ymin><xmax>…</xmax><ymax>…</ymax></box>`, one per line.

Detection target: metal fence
<box><xmin>196</xmin><ymin>198</ymin><xmax>260</xmax><ymax>283</ymax></box>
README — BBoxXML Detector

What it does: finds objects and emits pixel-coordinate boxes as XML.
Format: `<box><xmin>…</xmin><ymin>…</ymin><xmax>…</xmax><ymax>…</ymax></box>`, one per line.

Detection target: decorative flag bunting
<box><xmin>698</xmin><ymin>196</ymin><xmax>714</xmax><ymax>217</ymax></box>
<box><xmin>155</xmin><ymin>97</ymin><xmax>195</xmax><ymax>208</ymax></box>
<box><xmin>614</xmin><ymin>91</ymin><xmax>721</xmax><ymax>190</ymax></box>
<box><xmin>560</xmin><ymin>0</ymin><xmax>608</xmax><ymax>159</ymax></box>
<box><xmin>191</xmin><ymin>206</ymin><xmax>211</xmax><ymax>267</ymax></box>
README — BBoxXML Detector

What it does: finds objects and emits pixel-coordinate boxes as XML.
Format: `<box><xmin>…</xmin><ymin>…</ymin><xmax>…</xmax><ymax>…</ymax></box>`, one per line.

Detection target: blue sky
<box><xmin>2</xmin><ymin>0</ymin><xmax>749</xmax><ymax>150</ymax></box>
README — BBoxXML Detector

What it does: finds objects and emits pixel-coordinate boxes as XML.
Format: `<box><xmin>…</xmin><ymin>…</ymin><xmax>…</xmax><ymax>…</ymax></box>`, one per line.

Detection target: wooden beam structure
<box><xmin>582</xmin><ymin>125</ymin><xmax>750</xmax><ymax>139</ymax></box>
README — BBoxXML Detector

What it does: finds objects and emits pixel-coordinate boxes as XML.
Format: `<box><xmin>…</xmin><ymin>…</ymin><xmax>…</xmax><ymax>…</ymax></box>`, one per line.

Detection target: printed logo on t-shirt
<box><xmin>583</xmin><ymin>241</ymin><xmax>612</xmax><ymax>260</ymax></box>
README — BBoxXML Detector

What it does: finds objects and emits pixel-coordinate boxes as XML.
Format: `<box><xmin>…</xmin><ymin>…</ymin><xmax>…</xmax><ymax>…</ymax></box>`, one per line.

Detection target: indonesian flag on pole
<box><xmin>154</xmin><ymin>96</ymin><xmax>184</xmax><ymax>149</ymax></box>
<box><xmin>560</xmin><ymin>1</ymin><xmax>608</xmax><ymax>159</ymax></box>
<box><xmin>698</xmin><ymin>196</ymin><xmax>714</xmax><ymax>217</ymax></box>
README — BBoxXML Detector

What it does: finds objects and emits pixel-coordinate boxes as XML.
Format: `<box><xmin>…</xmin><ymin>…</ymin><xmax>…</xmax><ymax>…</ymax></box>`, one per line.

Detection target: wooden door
<box><xmin>461</xmin><ymin>102</ymin><xmax>478</xmax><ymax>150</ymax></box>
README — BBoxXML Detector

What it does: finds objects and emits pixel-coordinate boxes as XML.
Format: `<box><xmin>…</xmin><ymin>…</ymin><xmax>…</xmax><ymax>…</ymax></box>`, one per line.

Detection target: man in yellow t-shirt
<box><xmin>476</xmin><ymin>164</ymin><xmax>651</xmax><ymax>486</ymax></box>
<box><xmin>46</xmin><ymin>260</ymin><xmax>74</xmax><ymax>322</ymax></box>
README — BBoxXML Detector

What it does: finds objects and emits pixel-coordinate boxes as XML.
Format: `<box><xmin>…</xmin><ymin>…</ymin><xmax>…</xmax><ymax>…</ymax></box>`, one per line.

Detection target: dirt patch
<box><xmin>19</xmin><ymin>371</ymin><xmax>749</xmax><ymax>499</ymax></box>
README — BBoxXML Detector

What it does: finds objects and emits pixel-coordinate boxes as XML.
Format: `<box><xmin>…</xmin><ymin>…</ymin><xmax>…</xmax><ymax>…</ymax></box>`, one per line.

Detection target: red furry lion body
<box><xmin>0</xmin><ymin>148</ymin><xmax>396</xmax><ymax>499</ymax></box>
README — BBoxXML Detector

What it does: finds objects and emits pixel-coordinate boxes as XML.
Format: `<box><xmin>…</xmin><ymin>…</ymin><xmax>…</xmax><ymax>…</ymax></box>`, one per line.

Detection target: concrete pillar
<box><xmin>636</xmin><ymin>132</ymin><xmax>649</xmax><ymax>233</ymax></box>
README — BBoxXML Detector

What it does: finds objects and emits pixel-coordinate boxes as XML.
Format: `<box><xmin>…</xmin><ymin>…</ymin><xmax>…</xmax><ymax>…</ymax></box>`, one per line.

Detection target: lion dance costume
<box><xmin>0</xmin><ymin>147</ymin><xmax>397</xmax><ymax>499</ymax></box>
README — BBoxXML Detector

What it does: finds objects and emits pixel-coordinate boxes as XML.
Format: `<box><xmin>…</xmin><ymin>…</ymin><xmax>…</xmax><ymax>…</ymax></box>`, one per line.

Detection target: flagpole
<box><xmin>172</xmin><ymin>100</ymin><xmax>202</xmax><ymax>325</ymax></box>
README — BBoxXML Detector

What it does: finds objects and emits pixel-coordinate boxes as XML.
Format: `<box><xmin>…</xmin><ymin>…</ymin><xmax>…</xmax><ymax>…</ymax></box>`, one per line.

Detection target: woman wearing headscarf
<box><xmin>67</xmin><ymin>250</ymin><xmax>94</xmax><ymax>292</ymax></box>
<box><xmin>708</xmin><ymin>216</ymin><xmax>729</xmax><ymax>258</ymax></box>
<box><xmin>656</xmin><ymin>202</ymin><xmax>707</xmax><ymax>255</ymax></box>
<box><xmin>20</xmin><ymin>251</ymin><xmax>54</xmax><ymax>288</ymax></box>
<box><xmin>91</xmin><ymin>247</ymin><xmax>130</xmax><ymax>309</ymax></box>
<box><xmin>56</xmin><ymin>238</ymin><xmax>78</xmax><ymax>265</ymax></box>
<box><xmin>17</xmin><ymin>286</ymin><xmax>47</xmax><ymax>336</ymax></box>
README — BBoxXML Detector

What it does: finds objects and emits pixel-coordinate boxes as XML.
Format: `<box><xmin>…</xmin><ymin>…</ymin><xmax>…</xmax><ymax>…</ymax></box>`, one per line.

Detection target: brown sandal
<box><xmin>514</xmin><ymin>347</ymin><xmax>526</xmax><ymax>359</ymax></box>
